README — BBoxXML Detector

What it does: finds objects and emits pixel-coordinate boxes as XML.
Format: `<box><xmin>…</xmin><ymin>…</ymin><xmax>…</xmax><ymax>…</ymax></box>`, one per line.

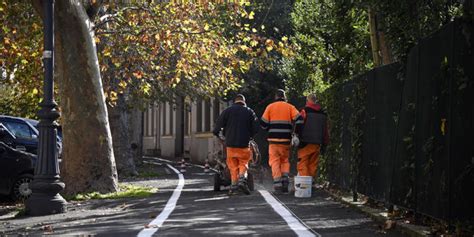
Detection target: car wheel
<box><xmin>213</xmin><ymin>173</ymin><xmax>221</xmax><ymax>191</ymax></box>
<box><xmin>12</xmin><ymin>174</ymin><xmax>33</xmax><ymax>201</ymax></box>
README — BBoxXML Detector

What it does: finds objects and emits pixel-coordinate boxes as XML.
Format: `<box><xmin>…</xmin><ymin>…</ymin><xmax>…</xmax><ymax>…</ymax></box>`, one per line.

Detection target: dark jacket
<box><xmin>300</xmin><ymin>102</ymin><xmax>329</xmax><ymax>145</ymax></box>
<box><xmin>213</xmin><ymin>102</ymin><xmax>259</xmax><ymax>148</ymax></box>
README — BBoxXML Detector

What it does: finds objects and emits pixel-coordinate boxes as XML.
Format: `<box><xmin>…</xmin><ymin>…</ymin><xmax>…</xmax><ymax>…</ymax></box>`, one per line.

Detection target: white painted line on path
<box><xmin>258</xmin><ymin>190</ymin><xmax>321</xmax><ymax>237</ymax></box>
<box><xmin>137</xmin><ymin>164</ymin><xmax>184</xmax><ymax>237</ymax></box>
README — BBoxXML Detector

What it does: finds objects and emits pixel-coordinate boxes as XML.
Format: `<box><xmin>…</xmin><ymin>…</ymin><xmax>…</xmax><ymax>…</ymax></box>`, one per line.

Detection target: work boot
<box><xmin>281</xmin><ymin>176</ymin><xmax>289</xmax><ymax>193</ymax></box>
<box><xmin>238</xmin><ymin>176</ymin><xmax>251</xmax><ymax>195</ymax></box>
<box><xmin>273</xmin><ymin>181</ymin><xmax>283</xmax><ymax>194</ymax></box>
<box><xmin>228</xmin><ymin>184</ymin><xmax>238</xmax><ymax>196</ymax></box>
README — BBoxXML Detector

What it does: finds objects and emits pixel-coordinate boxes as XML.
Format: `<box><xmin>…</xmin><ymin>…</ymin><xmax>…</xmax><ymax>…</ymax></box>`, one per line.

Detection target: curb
<box><xmin>326</xmin><ymin>191</ymin><xmax>430</xmax><ymax>237</ymax></box>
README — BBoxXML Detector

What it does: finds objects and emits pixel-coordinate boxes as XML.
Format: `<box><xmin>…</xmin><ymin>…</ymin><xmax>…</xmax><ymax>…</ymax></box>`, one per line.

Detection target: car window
<box><xmin>3</xmin><ymin>121</ymin><xmax>33</xmax><ymax>139</ymax></box>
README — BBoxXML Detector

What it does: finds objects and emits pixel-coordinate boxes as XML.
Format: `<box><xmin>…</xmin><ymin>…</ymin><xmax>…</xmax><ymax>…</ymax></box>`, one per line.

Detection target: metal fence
<box><xmin>326</xmin><ymin>19</ymin><xmax>474</xmax><ymax>222</ymax></box>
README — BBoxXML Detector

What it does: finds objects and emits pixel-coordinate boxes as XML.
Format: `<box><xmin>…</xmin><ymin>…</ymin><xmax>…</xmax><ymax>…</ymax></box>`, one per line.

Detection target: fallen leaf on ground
<box><xmin>383</xmin><ymin>220</ymin><xmax>397</xmax><ymax>230</ymax></box>
<box><xmin>41</xmin><ymin>225</ymin><xmax>53</xmax><ymax>233</ymax></box>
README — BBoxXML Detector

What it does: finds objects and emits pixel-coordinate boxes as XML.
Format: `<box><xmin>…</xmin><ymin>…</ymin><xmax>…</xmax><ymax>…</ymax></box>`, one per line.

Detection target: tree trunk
<box><xmin>129</xmin><ymin>108</ymin><xmax>144</xmax><ymax>165</ymax></box>
<box><xmin>368</xmin><ymin>8</ymin><xmax>381</xmax><ymax>67</ymax></box>
<box><xmin>368</xmin><ymin>8</ymin><xmax>393</xmax><ymax>67</ymax></box>
<box><xmin>108</xmin><ymin>93</ymin><xmax>138</xmax><ymax>176</ymax></box>
<box><xmin>54</xmin><ymin>0</ymin><xmax>118</xmax><ymax>195</ymax></box>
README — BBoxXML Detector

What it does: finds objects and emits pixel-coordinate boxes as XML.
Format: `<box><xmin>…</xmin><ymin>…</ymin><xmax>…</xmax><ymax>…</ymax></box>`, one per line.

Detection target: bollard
<box><xmin>204</xmin><ymin>159</ymin><xmax>210</xmax><ymax>173</ymax></box>
<box><xmin>180</xmin><ymin>159</ymin><xmax>186</xmax><ymax>173</ymax></box>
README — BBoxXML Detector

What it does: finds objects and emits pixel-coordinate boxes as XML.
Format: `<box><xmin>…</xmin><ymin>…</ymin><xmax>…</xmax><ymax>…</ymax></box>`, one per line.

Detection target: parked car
<box><xmin>0</xmin><ymin>115</ymin><xmax>62</xmax><ymax>156</ymax></box>
<box><xmin>0</xmin><ymin>115</ymin><xmax>39</xmax><ymax>154</ymax></box>
<box><xmin>0</xmin><ymin>123</ymin><xmax>36</xmax><ymax>200</ymax></box>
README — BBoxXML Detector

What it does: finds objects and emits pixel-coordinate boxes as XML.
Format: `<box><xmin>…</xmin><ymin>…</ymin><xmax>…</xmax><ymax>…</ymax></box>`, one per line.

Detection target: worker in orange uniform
<box><xmin>261</xmin><ymin>89</ymin><xmax>303</xmax><ymax>193</ymax></box>
<box><xmin>297</xmin><ymin>94</ymin><xmax>329</xmax><ymax>189</ymax></box>
<box><xmin>213</xmin><ymin>94</ymin><xmax>259</xmax><ymax>195</ymax></box>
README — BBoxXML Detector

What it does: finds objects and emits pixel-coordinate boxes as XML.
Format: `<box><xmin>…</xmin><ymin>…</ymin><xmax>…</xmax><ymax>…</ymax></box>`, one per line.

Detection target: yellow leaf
<box><xmin>249</xmin><ymin>11</ymin><xmax>255</xmax><ymax>20</ymax></box>
<box><xmin>204</xmin><ymin>24</ymin><xmax>210</xmax><ymax>31</ymax></box>
<box><xmin>119</xmin><ymin>81</ymin><xmax>127</xmax><ymax>89</ymax></box>
<box><xmin>32</xmin><ymin>88</ymin><xmax>38</xmax><ymax>95</ymax></box>
<box><xmin>252</xmin><ymin>28</ymin><xmax>257</xmax><ymax>33</ymax></box>
<box><xmin>282</xmin><ymin>36</ymin><xmax>288</xmax><ymax>42</ymax></box>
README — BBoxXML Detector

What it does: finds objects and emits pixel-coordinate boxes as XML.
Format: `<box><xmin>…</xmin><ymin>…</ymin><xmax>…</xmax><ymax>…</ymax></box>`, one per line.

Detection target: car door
<box><xmin>1</xmin><ymin>120</ymin><xmax>38</xmax><ymax>154</ymax></box>
<box><xmin>0</xmin><ymin>143</ymin><xmax>18</xmax><ymax>195</ymax></box>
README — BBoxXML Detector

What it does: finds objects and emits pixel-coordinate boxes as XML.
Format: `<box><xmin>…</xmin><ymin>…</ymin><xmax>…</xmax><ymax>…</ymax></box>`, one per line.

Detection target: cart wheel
<box><xmin>213</xmin><ymin>173</ymin><xmax>221</xmax><ymax>191</ymax></box>
<box><xmin>247</xmin><ymin>172</ymin><xmax>255</xmax><ymax>191</ymax></box>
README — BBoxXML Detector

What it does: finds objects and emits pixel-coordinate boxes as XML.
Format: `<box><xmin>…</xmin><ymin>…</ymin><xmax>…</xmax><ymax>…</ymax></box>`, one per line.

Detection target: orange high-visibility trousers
<box><xmin>226</xmin><ymin>147</ymin><xmax>251</xmax><ymax>185</ymax></box>
<box><xmin>268</xmin><ymin>144</ymin><xmax>291</xmax><ymax>181</ymax></box>
<box><xmin>297</xmin><ymin>144</ymin><xmax>321</xmax><ymax>177</ymax></box>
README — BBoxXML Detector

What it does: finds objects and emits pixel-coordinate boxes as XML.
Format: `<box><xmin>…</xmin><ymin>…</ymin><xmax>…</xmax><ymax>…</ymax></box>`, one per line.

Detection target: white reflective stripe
<box><xmin>137</xmin><ymin>164</ymin><xmax>184</xmax><ymax>237</ymax></box>
<box><xmin>259</xmin><ymin>190</ymin><xmax>319</xmax><ymax>237</ymax></box>
<box><xmin>295</xmin><ymin>120</ymin><xmax>304</xmax><ymax>124</ymax></box>
<box><xmin>268</xmin><ymin>128</ymin><xmax>292</xmax><ymax>133</ymax></box>
<box><xmin>269</xmin><ymin>120</ymin><xmax>292</xmax><ymax>124</ymax></box>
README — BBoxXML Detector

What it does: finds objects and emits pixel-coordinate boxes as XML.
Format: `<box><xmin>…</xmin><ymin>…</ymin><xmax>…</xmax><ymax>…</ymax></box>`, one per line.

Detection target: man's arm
<box><xmin>213</xmin><ymin>109</ymin><xmax>227</xmax><ymax>137</ymax></box>
<box><xmin>249</xmin><ymin>109</ymin><xmax>259</xmax><ymax>137</ymax></box>
<box><xmin>260</xmin><ymin>106</ymin><xmax>270</xmax><ymax>130</ymax></box>
<box><xmin>291</xmin><ymin>106</ymin><xmax>304</xmax><ymax>136</ymax></box>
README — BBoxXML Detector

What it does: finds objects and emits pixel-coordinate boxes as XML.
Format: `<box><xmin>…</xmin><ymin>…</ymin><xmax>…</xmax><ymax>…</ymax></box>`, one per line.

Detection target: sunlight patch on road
<box><xmin>194</xmin><ymin>196</ymin><xmax>230</xmax><ymax>202</ymax></box>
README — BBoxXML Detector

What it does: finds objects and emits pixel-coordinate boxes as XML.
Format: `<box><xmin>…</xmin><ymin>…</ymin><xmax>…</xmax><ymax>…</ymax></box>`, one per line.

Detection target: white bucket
<box><xmin>294</xmin><ymin>176</ymin><xmax>312</xmax><ymax>198</ymax></box>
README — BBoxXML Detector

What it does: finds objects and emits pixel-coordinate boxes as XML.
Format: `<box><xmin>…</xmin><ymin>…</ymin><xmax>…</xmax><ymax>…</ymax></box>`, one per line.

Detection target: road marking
<box><xmin>137</xmin><ymin>164</ymin><xmax>184</xmax><ymax>237</ymax></box>
<box><xmin>143</xmin><ymin>156</ymin><xmax>219</xmax><ymax>173</ymax></box>
<box><xmin>258</xmin><ymin>190</ymin><xmax>320</xmax><ymax>237</ymax></box>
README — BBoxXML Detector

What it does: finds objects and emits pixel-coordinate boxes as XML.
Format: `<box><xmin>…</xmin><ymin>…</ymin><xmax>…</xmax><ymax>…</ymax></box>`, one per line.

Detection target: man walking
<box><xmin>261</xmin><ymin>89</ymin><xmax>303</xmax><ymax>193</ymax></box>
<box><xmin>213</xmin><ymin>94</ymin><xmax>259</xmax><ymax>195</ymax></box>
<box><xmin>297</xmin><ymin>94</ymin><xmax>329</xmax><ymax>187</ymax></box>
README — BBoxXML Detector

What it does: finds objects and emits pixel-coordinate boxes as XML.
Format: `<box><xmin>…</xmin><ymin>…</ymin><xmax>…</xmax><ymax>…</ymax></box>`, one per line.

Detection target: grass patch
<box><xmin>14</xmin><ymin>206</ymin><xmax>27</xmax><ymax>218</ymax></box>
<box><xmin>67</xmin><ymin>184</ymin><xmax>157</xmax><ymax>201</ymax></box>
<box><xmin>137</xmin><ymin>171</ymin><xmax>161</xmax><ymax>178</ymax></box>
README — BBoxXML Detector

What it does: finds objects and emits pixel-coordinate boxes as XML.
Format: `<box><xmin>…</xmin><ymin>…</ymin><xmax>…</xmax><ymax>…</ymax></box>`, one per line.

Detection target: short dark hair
<box><xmin>235</xmin><ymin>94</ymin><xmax>246</xmax><ymax>102</ymax></box>
<box><xmin>275</xmin><ymin>89</ymin><xmax>286</xmax><ymax>99</ymax></box>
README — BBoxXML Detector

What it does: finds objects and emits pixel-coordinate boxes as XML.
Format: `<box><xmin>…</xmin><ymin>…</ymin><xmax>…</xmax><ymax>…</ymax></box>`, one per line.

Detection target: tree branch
<box><xmin>31</xmin><ymin>0</ymin><xmax>44</xmax><ymax>19</ymax></box>
<box><xmin>86</xmin><ymin>0</ymin><xmax>104</xmax><ymax>19</ymax></box>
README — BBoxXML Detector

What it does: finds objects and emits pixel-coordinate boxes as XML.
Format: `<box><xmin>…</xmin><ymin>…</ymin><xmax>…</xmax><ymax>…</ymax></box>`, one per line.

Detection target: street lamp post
<box><xmin>25</xmin><ymin>0</ymin><xmax>67</xmax><ymax>216</ymax></box>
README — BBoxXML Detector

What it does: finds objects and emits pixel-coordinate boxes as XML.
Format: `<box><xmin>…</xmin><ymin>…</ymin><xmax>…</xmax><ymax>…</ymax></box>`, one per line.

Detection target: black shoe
<box><xmin>281</xmin><ymin>177</ymin><xmax>289</xmax><ymax>193</ymax></box>
<box><xmin>238</xmin><ymin>178</ymin><xmax>251</xmax><ymax>195</ymax></box>
<box><xmin>273</xmin><ymin>181</ymin><xmax>283</xmax><ymax>194</ymax></box>
<box><xmin>229</xmin><ymin>185</ymin><xmax>238</xmax><ymax>195</ymax></box>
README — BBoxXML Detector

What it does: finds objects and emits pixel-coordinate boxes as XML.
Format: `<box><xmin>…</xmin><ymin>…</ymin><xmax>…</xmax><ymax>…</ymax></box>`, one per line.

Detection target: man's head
<box><xmin>275</xmin><ymin>89</ymin><xmax>286</xmax><ymax>101</ymax></box>
<box><xmin>307</xmin><ymin>93</ymin><xmax>318</xmax><ymax>103</ymax></box>
<box><xmin>234</xmin><ymin>94</ymin><xmax>246</xmax><ymax>104</ymax></box>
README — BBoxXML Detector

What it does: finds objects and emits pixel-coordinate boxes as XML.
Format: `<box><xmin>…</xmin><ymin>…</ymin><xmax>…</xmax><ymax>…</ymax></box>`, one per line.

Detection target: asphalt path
<box><xmin>0</xmin><ymin>157</ymin><xmax>407</xmax><ymax>236</ymax></box>
<box><xmin>136</xmin><ymin>157</ymin><xmax>405</xmax><ymax>237</ymax></box>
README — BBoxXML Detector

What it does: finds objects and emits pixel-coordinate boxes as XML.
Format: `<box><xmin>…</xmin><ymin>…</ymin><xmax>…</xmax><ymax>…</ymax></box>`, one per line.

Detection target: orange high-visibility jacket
<box><xmin>260</xmin><ymin>99</ymin><xmax>303</xmax><ymax>143</ymax></box>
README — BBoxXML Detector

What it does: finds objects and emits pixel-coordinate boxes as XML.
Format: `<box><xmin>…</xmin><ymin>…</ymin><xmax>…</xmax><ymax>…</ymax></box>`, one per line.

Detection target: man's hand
<box><xmin>291</xmin><ymin>134</ymin><xmax>300</xmax><ymax>147</ymax></box>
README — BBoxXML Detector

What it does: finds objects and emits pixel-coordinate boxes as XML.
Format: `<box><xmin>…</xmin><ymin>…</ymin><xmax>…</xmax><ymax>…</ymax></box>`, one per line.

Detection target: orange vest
<box><xmin>261</xmin><ymin>100</ymin><xmax>303</xmax><ymax>142</ymax></box>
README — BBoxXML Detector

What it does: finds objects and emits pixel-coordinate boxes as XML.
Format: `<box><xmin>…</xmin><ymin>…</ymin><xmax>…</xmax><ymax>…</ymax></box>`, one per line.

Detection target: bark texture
<box><xmin>368</xmin><ymin>8</ymin><xmax>393</xmax><ymax>67</ymax></box>
<box><xmin>129</xmin><ymin>108</ymin><xmax>144</xmax><ymax>165</ymax></box>
<box><xmin>54</xmin><ymin>0</ymin><xmax>118</xmax><ymax>194</ymax></box>
<box><xmin>108</xmin><ymin>93</ymin><xmax>137</xmax><ymax>176</ymax></box>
